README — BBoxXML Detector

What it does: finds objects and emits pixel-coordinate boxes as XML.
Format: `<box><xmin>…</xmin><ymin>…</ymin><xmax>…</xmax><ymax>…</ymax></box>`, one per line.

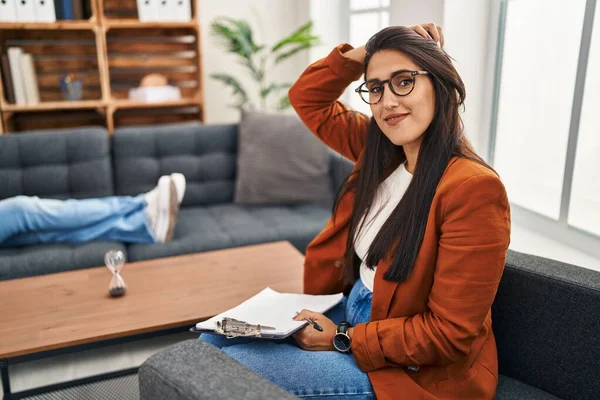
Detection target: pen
<box><xmin>295</xmin><ymin>312</ymin><xmax>324</xmax><ymax>332</ymax></box>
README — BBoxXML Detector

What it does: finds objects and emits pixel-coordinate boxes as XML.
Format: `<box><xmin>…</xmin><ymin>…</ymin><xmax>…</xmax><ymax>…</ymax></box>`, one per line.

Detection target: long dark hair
<box><xmin>334</xmin><ymin>26</ymin><xmax>490</xmax><ymax>284</ymax></box>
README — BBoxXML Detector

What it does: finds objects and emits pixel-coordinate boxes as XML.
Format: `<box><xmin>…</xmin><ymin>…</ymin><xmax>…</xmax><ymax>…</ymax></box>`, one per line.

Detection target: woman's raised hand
<box><xmin>408</xmin><ymin>22</ymin><xmax>444</xmax><ymax>47</ymax></box>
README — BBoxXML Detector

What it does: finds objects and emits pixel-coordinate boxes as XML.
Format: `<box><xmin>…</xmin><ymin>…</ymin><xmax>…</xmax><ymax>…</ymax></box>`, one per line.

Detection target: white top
<box><xmin>354</xmin><ymin>162</ymin><xmax>413</xmax><ymax>292</ymax></box>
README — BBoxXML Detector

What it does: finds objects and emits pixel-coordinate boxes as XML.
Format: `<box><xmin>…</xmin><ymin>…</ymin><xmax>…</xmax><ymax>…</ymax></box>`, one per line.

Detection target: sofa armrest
<box><xmin>328</xmin><ymin>151</ymin><xmax>354</xmax><ymax>196</ymax></box>
<box><xmin>139</xmin><ymin>339</ymin><xmax>296</xmax><ymax>400</ymax></box>
<box><xmin>492</xmin><ymin>250</ymin><xmax>600</xmax><ymax>400</ymax></box>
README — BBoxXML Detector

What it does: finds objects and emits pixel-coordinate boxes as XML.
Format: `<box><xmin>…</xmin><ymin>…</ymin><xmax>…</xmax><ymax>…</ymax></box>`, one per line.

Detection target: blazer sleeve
<box><xmin>350</xmin><ymin>174</ymin><xmax>511</xmax><ymax>371</ymax></box>
<box><xmin>288</xmin><ymin>44</ymin><xmax>370</xmax><ymax>162</ymax></box>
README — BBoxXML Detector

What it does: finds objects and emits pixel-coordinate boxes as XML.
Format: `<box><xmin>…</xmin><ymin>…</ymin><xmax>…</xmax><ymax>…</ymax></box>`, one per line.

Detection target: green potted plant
<box><xmin>210</xmin><ymin>17</ymin><xmax>320</xmax><ymax>111</ymax></box>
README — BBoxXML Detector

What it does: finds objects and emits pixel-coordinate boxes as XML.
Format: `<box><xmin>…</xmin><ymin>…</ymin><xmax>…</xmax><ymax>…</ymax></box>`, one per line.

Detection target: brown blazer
<box><xmin>289</xmin><ymin>44</ymin><xmax>511</xmax><ymax>400</ymax></box>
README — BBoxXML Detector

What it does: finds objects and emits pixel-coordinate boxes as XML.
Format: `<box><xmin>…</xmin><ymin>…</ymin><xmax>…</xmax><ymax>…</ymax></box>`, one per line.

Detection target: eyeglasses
<box><xmin>355</xmin><ymin>70</ymin><xmax>430</xmax><ymax>105</ymax></box>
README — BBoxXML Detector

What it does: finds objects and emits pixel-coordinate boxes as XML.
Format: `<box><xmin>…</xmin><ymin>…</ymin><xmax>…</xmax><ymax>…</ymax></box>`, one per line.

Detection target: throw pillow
<box><xmin>234</xmin><ymin>110</ymin><xmax>333</xmax><ymax>205</ymax></box>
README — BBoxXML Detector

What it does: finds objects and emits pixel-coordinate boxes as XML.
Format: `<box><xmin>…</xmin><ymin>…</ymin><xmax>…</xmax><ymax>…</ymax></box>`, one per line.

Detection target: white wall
<box><xmin>390</xmin><ymin>0</ymin><xmax>444</xmax><ymax>26</ymax></box>
<box><xmin>309</xmin><ymin>0</ymin><xmax>346</xmax><ymax>63</ymax></box>
<box><xmin>442</xmin><ymin>0</ymin><xmax>493</xmax><ymax>155</ymax></box>
<box><xmin>199</xmin><ymin>0</ymin><xmax>311</xmax><ymax>123</ymax></box>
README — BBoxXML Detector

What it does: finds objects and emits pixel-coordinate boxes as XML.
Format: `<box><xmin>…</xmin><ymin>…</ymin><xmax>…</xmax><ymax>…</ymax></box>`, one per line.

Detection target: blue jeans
<box><xmin>0</xmin><ymin>195</ymin><xmax>155</xmax><ymax>246</ymax></box>
<box><xmin>200</xmin><ymin>279</ymin><xmax>375</xmax><ymax>399</ymax></box>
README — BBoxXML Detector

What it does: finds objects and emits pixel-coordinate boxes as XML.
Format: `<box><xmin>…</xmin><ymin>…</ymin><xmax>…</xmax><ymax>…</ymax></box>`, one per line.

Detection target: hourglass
<box><xmin>105</xmin><ymin>250</ymin><xmax>127</xmax><ymax>297</ymax></box>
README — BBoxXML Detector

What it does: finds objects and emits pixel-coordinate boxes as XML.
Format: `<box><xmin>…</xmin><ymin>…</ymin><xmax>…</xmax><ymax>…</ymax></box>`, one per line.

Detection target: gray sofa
<box><xmin>139</xmin><ymin>250</ymin><xmax>600</xmax><ymax>400</ymax></box>
<box><xmin>0</xmin><ymin>123</ymin><xmax>353</xmax><ymax>280</ymax></box>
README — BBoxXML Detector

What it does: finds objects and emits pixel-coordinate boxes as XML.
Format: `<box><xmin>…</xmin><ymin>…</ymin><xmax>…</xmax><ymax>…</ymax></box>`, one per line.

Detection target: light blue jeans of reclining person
<box><xmin>0</xmin><ymin>173</ymin><xmax>186</xmax><ymax>247</ymax></box>
<box><xmin>200</xmin><ymin>278</ymin><xmax>376</xmax><ymax>400</ymax></box>
<box><xmin>0</xmin><ymin>195</ymin><xmax>155</xmax><ymax>246</ymax></box>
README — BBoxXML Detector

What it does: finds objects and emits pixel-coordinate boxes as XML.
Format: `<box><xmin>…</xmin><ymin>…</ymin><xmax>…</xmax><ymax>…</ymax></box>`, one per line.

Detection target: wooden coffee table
<box><xmin>0</xmin><ymin>241</ymin><xmax>304</xmax><ymax>399</ymax></box>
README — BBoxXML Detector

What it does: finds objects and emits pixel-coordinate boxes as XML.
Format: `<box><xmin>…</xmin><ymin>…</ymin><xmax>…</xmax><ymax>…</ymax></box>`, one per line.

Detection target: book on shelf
<box><xmin>0</xmin><ymin>0</ymin><xmax>57</xmax><ymax>23</ymax></box>
<box><xmin>21</xmin><ymin>53</ymin><xmax>40</xmax><ymax>104</ymax></box>
<box><xmin>136</xmin><ymin>0</ymin><xmax>159</xmax><ymax>22</ymax></box>
<box><xmin>16</xmin><ymin>0</ymin><xmax>36</xmax><ymax>22</ymax></box>
<box><xmin>60</xmin><ymin>0</ymin><xmax>73</xmax><ymax>20</ymax></box>
<box><xmin>170</xmin><ymin>0</ymin><xmax>192</xmax><ymax>22</ymax></box>
<box><xmin>72</xmin><ymin>0</ymin><xmax>83</xmax><ymax>20</ymax></box>
<box><xmin>0</xmin><ymin>0</ymin><xmax>18</xmax><ymax>22</ymax></box>
<box><xmin>0</xmin><ymin>0</ymin><xmax>91</xmax><ymax>23</ymax></box>
<box><xmin>1</xmin><ymin>55</ymin><xmax>16</xmax><ymax>104</ymax></box>
<box><xmin>81</xmin><ymin>0</ymin><xmax>92</xmax><ymax>20</ymax></box>
<box><xmin>149</xmin><ymin>0</ymin><xmax>191</xmax><ymax>22</ymax></box>
<box><xmin>7</xmin><ymin>48</ymin><xmax>26</xmax><ymax>105</ymax></box>
<box><xmin>53</xmin><ymin>0</ymin><xmax>90</xmax><ymax>21</ymax></box>
<box><xmin>34</xmin><ymin>0</ymin><xmax>57</xmax><ymax>22</ymax></box>
<box><xmin>4</xmin><ymin>48</ymin><xmax>40</xmax><ymax>105</ymax></box>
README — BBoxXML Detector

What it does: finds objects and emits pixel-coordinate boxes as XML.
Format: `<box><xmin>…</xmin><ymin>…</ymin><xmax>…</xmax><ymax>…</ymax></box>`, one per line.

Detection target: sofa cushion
<box><xmin>139</xmin><ymin>339</ymin><xmax>296</xmax><ymax>400</ymax></box>
<box><xmin>112</xmin><ymin>122</ymin><xmax>237</xmax><ymax>207</ymax></box>
<box><xmin>126</xmin><ymin>203</ymin><xmax>330</xmax><ymax>262</ymax></box>
<box><xmin>0</xmin><ymin>242</ymin><xmax>126</xmax><ymax>281</ymax></box>
<box><xmin>492</xmin><ymin>250</ymin><xmax>600</xmax><ymax>400</ymax></box>
<box><xmin>496</xmin><ymin>375</ymin><xmax>561</xmax><ymax>400</ymax></box>
<box><xmin>234</xmin><ymin>110</ymin><xmax>333</xmax><ymax>206</ymax></box>
<box><xmin>329</xmin><ymin>151</ymin><xmax>354</xmax><ymax>196</ymax></box>
<box><xmin>0</xmin><ymin>126</ymin><xmax>113</xmax><ymax>200</ymax></box>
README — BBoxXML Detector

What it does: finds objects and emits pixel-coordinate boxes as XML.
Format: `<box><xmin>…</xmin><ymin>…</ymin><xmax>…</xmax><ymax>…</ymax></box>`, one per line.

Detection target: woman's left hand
<box><xmin>292</xmin><ymin>309</ymin><xmax>337</xmax><ymax>351</ymax></box>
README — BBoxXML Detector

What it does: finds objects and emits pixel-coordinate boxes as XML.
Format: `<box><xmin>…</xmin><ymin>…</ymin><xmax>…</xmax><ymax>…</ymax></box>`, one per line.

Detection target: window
<box><xmin>489</xmin><ymin>0</ymin><xmax>599</xmax><ymax>253</ymax></box>
<box><xmin>492</xmin><ymin>0</ymin><xmax>586</xmax><ymax>220</ymax></box>
<box><xmin>346</xmin><ymin>0</ymin><xmax>390</xmax><ymax>114</ymax></box>
<box><xmin>569</xmin><ymin>1</ymin><xmax>600</xmax><ymax>236</ymax></box>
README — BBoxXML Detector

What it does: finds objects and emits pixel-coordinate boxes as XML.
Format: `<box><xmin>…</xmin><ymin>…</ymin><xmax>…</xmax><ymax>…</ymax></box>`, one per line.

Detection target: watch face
<box><xmin>334</xmin><ymin>333</ymin><xmax>351</xmax><ymax>352</ymax></box>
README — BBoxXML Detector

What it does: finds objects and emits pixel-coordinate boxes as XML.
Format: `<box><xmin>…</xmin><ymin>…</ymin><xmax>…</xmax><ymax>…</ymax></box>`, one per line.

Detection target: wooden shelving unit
<box><xmin>0</xmin><ymin>0</ymin><xmax>203</xmax><ymax>134</ymax></box>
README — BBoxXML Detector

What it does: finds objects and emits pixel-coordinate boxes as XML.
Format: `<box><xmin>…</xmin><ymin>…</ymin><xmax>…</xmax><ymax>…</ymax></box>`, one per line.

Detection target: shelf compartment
<box><xmin>0</xmin><ymin>29</ymin><xmax>103</xmax><ymax>105</ymax></box>
<box><xmin>6</xmin><ymin>109</ymin><xmax>106</xmax><ymax>132</ymax></box>
<box><xmin>106</xmin><ymin>27</ymin><xmax>200</xmax><ymax>101</ymax></box>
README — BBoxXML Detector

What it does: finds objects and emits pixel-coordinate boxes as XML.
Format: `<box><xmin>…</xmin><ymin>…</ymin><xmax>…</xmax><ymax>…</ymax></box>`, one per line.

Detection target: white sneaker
<box><xmin>145</xmin><ymin>176</ymin><xmax>180</xmax><ymax>243</ymax></box>
<box><xmin>144</xmin><ymin>176</ymin><xmax>167</xmax><ymax>238</ymax></box>
<box><xmin>170</xmin><ymin>173</ymin><xmax>186</xmax><ymax>205</ymax></box>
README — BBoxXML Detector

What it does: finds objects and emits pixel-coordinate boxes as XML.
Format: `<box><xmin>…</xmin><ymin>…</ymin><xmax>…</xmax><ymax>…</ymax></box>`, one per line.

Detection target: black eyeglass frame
<box><xmin>355</xmin><ymin>70</ymin><xmax>430</xmax><ymax>105</ymax></box>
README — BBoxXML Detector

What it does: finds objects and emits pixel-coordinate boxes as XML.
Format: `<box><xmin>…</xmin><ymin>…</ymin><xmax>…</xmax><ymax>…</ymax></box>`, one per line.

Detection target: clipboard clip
<box><xmin>216</xmin><ymin>317</ymin><xmax>276</xmax><ymax>338</ymax></box>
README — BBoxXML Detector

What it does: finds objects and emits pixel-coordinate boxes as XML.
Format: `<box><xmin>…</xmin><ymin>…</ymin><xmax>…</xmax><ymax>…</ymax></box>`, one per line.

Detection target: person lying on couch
<box><xmin>0</xmin><ymin>173</ymin><xmax>186</xmax><ymax>246</ymax></box>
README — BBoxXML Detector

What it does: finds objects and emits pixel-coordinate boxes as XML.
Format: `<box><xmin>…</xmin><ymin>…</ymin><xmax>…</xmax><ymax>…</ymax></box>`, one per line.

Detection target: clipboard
<box><xmin>192</xmin><ymin>287</ymin><xmax>343</xmax><ymax>339</ymax></box>
<box><xmin>190</xmin><ymin>317</ymin><xmax>308</xmax><ymax>339</ymax></box>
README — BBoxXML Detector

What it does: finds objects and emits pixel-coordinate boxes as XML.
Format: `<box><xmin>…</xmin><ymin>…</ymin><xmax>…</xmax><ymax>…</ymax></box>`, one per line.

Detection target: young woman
<box><xmin>201</xmin><ymin>23</ymin><xmax>510</xmax><ymax>400</ymax></box>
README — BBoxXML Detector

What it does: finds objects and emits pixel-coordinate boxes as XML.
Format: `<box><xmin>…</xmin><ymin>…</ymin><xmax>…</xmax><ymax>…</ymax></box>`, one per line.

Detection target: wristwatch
<box><xmin>333</xmin><ymin>321</ymin><xmax>352</xmax><ymax>353</ymax></box>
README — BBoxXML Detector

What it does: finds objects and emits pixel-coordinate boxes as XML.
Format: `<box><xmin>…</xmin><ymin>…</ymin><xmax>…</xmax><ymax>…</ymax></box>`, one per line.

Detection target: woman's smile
<box><xmin>383</xmin><ymin>113</ymin><xmax>409</xmax><ymax>126</ymax></box>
